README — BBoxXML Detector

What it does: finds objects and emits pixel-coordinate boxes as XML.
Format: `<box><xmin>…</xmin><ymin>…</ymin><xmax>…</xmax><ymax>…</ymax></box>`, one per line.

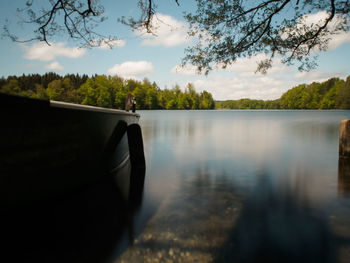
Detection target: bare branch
<box><xmin>38</xmin><ymin>0</ymin><xmax>61</xmax><ymax>44</ymax></box>
<box><xmin>5</xmin><ymin>0</ymin><xmax>112</xmax><ymax>47</ymax></box>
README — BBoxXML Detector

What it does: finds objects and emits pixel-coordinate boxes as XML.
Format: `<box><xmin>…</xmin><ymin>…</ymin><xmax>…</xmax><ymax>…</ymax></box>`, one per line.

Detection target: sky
<box><xmin>0</xmin><ymin>0</ymin><xmax>349</xmax><ymax>101</ymax></box>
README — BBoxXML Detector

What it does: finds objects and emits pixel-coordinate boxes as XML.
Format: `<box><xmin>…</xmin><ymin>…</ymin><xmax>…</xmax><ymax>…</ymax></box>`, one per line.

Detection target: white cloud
<box><xmin>171</xmin><ymin>54</ymin><xmax>289</xmax><ymax>77</ymax></box>
<box><xmin>215</xmin><ymin>54</ymin><xmax>289</xmax><ymax>77</ymax></box>
<box><xmin>179</xmin><ymin>67</ymin><xmax>348</xmax><ymax>101</ymax></box>
<box><xmin>107</xmin><ymin>61</ymin><xmax>154</xmax><ymax>78</ymax></box>
<box><xmin>45</xmin><ymin>61</ymin><xmax>64</xmax><ymax>71</ymax></box>
<box><xmin>328</xmin><ymin>32</ymin><xmax>350</xmax><ymax>50</ymax></box>
<box><xmin>294</xmin><ymin>70</ymin><xmax>345</xmax><ymax>82</ymax></box>
<box><xmin>192</xmin><ymin>75</ymin><xmax>290</xmax><ymax>101</ymax></box>
<box><xmin>171</xmin><ymin>64</ymin><xmax>200</xmax><ymax>76</ymax></box>
<box><xmin>169</xmin><ymin>54</ymin><xmax>296</xmax><ymax>100</ymax></box>
<box><xmin>23</xmin><ymin>42</ymin><xmax>86</xmax><ymax>61</ymax></box>
<box><xmin>284</xmin><ymin>11</ymin><xmax>350</xmax><ymax>51</ymax></box>
<box><xmin>308</xmin><ymin>12</ymin><xmax>350</xmax><ymax>50</ymax></box>
<box><xmin>137</xmin><ymin>13</ymin><xmax>190</xmax><ymax>47</ymax></box>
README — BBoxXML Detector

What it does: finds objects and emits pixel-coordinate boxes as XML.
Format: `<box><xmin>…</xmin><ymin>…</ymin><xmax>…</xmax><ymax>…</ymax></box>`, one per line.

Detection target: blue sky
<box><xmin>0</xmin><ymin>0</ymin><xmax>349</xmax><ymax>100</ymax></box>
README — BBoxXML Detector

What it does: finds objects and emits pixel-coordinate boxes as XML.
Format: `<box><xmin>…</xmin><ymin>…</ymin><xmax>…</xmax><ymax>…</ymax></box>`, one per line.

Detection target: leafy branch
<box><xmin>183</xmin><ymin>0</ymin><xmax>349</xmax><ymax>74</ymax></box>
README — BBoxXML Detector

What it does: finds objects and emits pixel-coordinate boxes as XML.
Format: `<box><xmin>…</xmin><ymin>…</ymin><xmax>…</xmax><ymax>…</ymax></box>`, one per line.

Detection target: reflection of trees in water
<box><xmin>288</xmin><ymin>121</ymin><xmax>339</xmax><ymax>140</ymax></box>
<box><xmin>140</xmin><ymin>113</ymin><xmax>215</xmax><ymax>147</ymax></box>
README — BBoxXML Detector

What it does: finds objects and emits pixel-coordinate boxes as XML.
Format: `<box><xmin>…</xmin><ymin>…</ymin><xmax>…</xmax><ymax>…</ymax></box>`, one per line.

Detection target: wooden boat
<box><xmin>0</xmin><ymin>93</ymin><xmax>145</xmax><ymax>207</ymax></box>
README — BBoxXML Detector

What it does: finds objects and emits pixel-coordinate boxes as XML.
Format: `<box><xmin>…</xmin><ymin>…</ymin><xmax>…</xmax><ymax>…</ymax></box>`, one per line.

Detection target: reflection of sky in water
<box><xmin>116</xmin><ymin>110</ymin><xmax>350</xmax><ymax>262</ymax></box>
<box><xmin>4</xmin><ymin>110</ymin><xmax>350</xmax><ymax>263</ymax></box>
<box><xmin>140</xmin><ymin>110</ymin><xmax>350</xmax><ymax>204</ymax></box>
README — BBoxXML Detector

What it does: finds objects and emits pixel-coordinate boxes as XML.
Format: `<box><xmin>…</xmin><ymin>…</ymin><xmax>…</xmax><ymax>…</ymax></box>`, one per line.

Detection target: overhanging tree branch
<box><xmin>3</xmin><ymin>0</ymin><xmax>349</xmax><ymax>73</ymax></box>
<box><xmin>290</xmin><ymin>0</ymin><xmax>336</xmax><ymax>58</ymax></box>
<box><xmin>4</xmin><ymin>0</ymin><xmax>179</xmax><ymax>47</ymax></box>
<box><xmin>183</xmin><ymin>0</ymin><xmax>349</xmax><ymax>73</ymax></box>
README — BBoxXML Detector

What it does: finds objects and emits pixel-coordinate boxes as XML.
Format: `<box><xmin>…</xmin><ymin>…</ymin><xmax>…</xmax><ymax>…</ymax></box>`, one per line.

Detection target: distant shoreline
<box><xmin>1</xmin><ymin>74</ymin><xmax>349</xmax><ymax>110</ymax></box>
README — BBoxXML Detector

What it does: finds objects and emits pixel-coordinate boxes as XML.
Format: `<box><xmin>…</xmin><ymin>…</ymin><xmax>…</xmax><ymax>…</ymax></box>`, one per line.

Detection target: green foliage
<box><xmin>80</xmin><ymin>78</ymin><xmax>98</xmax><ymax>106</ymax></box>
<box><xmin>200</xmin><ymin>91</ymin><xmax>215</xmax><ymax>109</ymax></box>
<box><xmin>10</xmin><ymin>1</ymin><xmax>348</xmax><ymax>75</ymax></box>
<box><xmin>29</xmin><ymin>84</ymin><xmax>48</xmax><ymax>100</ymax></box>
<box><xmin>216</xmin><ymin>77</ymin><xmax>350</xmax><ymax>110</ymax></box>
<box><xmin>184</xmin><ymin>0</ymin><xmax>350</xmax><ymax>74</ymax></box>
<box><xmin>145</xmin><ymin>88</ymin><xmax>158</xmax><ymax>109</ymax></box>
<box><xmin>0</xmin><ymin>73</ymin><xmax>215</xmax><ymax>110</ymax></box>
<box><xmin>1</xmin><ymin>79</ymin><xmax>22</xmax><ymax>96</ymax></box>
<box><xmin>46</xmin><ymin>79</ymin><xmax>64</xmax><ymax>101</ymax></box>
<box><xmin>337</xmin><ymin>76</ymin><xmax>350</xmax><ymax>109</ymax></box>
<box><xmin>216</xmin><ymin>99</ymin><xmax>271</xmax><ymax>110</ymax></box>
<box><xmin>2</xmin><ymin>73</ymin><xmax>348</xmax><ymax>110</ymax></box>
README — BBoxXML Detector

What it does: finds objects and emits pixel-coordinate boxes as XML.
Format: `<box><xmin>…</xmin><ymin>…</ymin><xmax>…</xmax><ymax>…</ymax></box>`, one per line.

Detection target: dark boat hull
<box><xmin>0</xmin><ymin>94</ymin><xmax>141</xmax><ymax>207</ymax></box>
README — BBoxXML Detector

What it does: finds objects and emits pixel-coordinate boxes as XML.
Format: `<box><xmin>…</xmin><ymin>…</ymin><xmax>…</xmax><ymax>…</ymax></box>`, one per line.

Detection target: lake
<box><xmin>3</xmin><ymin>110</ymin><xmax>350</xmax><ymax>263</ymax></box>
<box><xmin>116</xmin><ymin>110</ymin><xmax>350</xmax><ymax>263</ymax></box>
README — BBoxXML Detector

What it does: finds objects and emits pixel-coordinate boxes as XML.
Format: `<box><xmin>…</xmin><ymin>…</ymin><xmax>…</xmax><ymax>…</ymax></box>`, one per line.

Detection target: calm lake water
<box><xmin>4</xmin><ymin>110</ymin><xmax>350</xmax><ymax>263</ymax></box>
<box><xmin>116</xmin><ymin>110</ymin><xmax>350</xmax><ymax>263</ymax></box>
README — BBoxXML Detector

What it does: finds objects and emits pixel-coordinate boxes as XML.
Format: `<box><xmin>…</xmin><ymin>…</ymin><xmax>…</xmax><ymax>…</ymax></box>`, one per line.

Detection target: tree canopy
<box><xmin>216</xmin><ymin>76</ymin><xmax>350</xmax><ymax>110</ymax></box>
<box><xmin>0</xmin><ymin>73</ymin><xmax>215</xmax><ymax>110</ymax></box>
<box><xmin>184</xmin><ymin>0</ymin><xmax>350</xmax><ymax>74</ymax></box>
<box><xmin>4</xmin><ymin>0</ymin><xmax>349</xmax><ymax>73</ymax></box>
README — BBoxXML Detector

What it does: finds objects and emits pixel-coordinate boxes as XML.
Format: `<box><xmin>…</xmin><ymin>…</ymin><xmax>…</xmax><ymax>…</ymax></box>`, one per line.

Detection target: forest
<box><xmin>216</xmin><ymin>76</ymin><xmax>350</xmax><ymax>110</ymax></box>
<box><xmin>0</xmin><ymin>73</ymin><xmax>215</xmax><ymax>110</ymax></box>
<box><xmin>1</xmin><ymin>74</ymin><xmax>349</xmax><ymax>110</ymax></box>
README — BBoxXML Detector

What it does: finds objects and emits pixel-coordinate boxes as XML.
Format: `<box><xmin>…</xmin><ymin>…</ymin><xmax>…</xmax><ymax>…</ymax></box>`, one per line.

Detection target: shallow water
<box><xmin>116</xmin><ymin>110</ymin><xmax>350</xmax><ymax>263</ymax></box>
<box><xmin>4</xmin><ymin>110</ymin><xmax>350</xmax><ymax>263</ymax></box>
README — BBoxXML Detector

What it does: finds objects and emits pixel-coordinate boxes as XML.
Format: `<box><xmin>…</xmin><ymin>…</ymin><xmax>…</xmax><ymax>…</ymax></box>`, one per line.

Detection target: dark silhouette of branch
<box><xmin>4</xmin><ymin>0</ymin><xmax>181</xmax><ymax>47</ymax></box>
<box><xmin>184</xmin><ymin>0</ymin><xmax>349</xmax><ymax>73</ymax></box>
<box><xmin>289</xmin><ymin>0</ymin><xmax>336</xmax><ymax>59</ymax></box>
<box><xmin>3</xmin><ymin>0</ymin><xmax>349</xmax><ymax>73</ymax></box>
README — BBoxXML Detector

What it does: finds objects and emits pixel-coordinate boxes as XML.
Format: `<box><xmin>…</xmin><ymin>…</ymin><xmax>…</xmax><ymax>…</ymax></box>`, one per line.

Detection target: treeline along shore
<box><xmin>0</xmin><ymin>73</ymin><xmax>215</xmax><ymax>110</ymax></box>
<box><xmin>0</xmin><ymin>73</ymin><xmax>349</xmax><ymax>110</ymax></box>
<box><xmin>216</xmin><ymin>76</ymin><xmax>350</xmax><ymax>110</ymax></box>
